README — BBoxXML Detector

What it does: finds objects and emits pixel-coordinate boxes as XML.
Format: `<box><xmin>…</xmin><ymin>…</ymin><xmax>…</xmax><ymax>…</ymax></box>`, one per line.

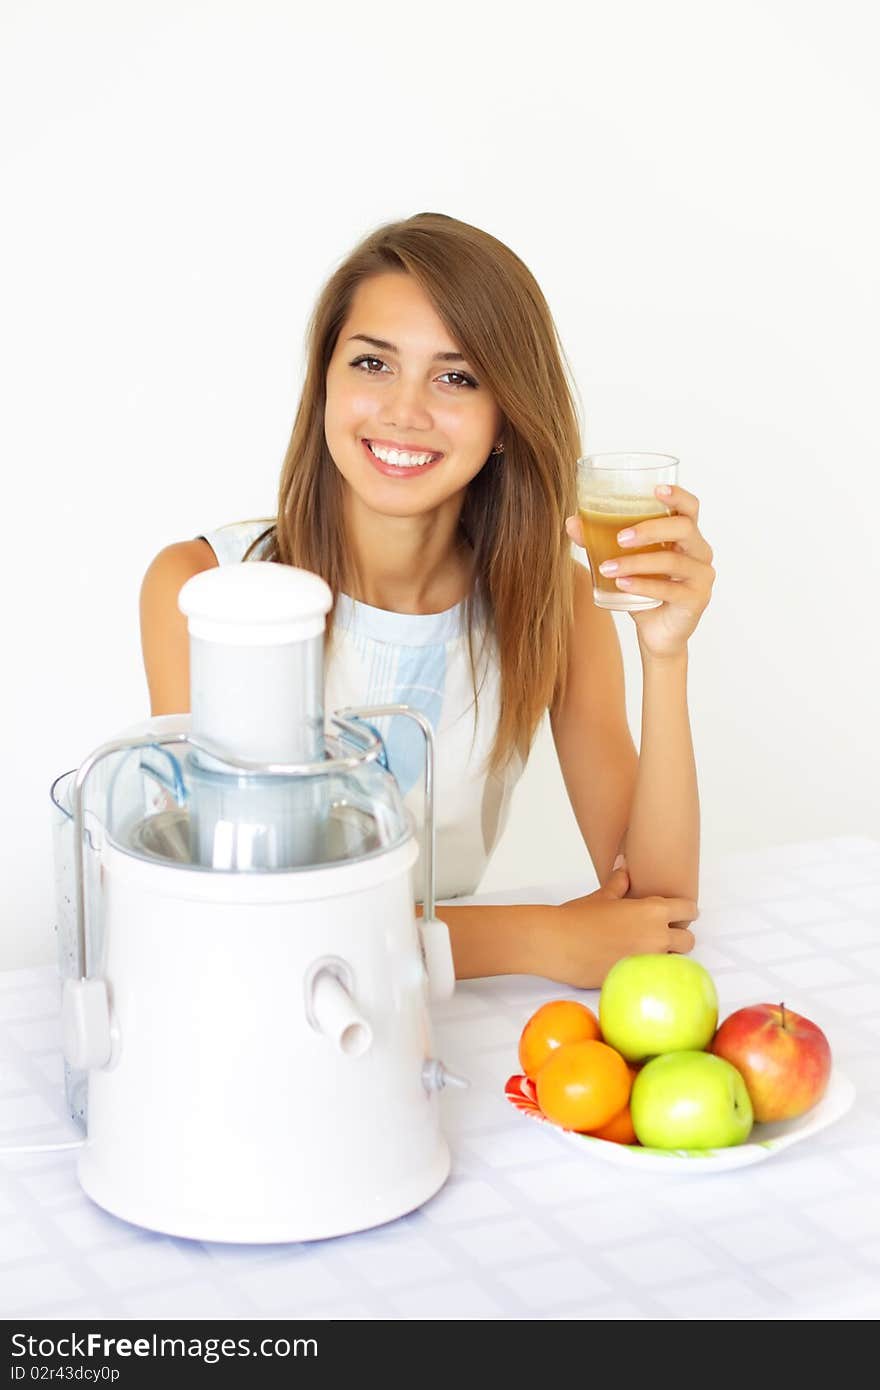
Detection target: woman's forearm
<box><xmin>624</xmin><ymin>648</ymin><xmax>700</xmax><ymax>904</ymax></box>
<box><xmin>416</xmin><ymin>901</ymin><xmax>549</xmax><ymax>979</ymax></box>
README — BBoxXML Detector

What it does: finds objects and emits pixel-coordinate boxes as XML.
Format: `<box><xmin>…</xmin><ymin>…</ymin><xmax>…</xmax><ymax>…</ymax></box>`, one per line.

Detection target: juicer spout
<box><xmin>307</xmin><ymin>966</ymin><xmax>373</xmax><ymax>1059</ymax></box>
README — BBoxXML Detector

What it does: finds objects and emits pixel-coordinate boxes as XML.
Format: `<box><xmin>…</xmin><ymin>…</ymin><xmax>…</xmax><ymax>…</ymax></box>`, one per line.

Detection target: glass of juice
<box><xmin>576</xmin><ymin>452</ymin><xmax>679</xmax><ymax>611</ymax></box>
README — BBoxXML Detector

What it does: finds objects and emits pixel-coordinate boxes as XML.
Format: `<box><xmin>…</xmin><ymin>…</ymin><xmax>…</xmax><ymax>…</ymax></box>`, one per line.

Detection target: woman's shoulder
<box><xmin>140</xmin><ymin>517</ymin><xmax>275</xmax><ymax>611</ymax></box>
<box><xmin>139</xmin><ymin>534</ymin><xmax>219</xmax><ymax>630</ymax></box>
<box><xmin>196</xmin><ymin>518</ymin><xmax>276</xmax><ymax>566</ymax></box>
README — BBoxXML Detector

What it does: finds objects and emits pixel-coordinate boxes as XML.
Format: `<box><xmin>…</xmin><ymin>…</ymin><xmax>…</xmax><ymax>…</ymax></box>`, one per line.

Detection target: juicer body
<box><xmin>79</xmin><ymin>834</ymin><xmax>450</xmax><ymax>1243</ymax></box>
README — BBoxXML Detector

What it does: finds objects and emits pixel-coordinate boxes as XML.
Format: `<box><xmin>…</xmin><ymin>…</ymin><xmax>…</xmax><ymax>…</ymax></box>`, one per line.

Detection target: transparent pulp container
<box><xmin>50</xmin><ymin>737</ymin><xmax>183</xmax><ymax>1129</ymax></box>
<box><xmin>49</xmin><ymin>713</ymin><xmax>413</xmax><ymax>1130</ymax></box>
<box><xmin>49</xmin><ymin>764</ymin><xmax>114</xmax><ymax>1130</ymax></box>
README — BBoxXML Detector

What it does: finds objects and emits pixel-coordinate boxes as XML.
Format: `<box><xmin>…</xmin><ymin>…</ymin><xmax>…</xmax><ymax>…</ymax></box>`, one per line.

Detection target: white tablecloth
<box><xmin>2</xmin><ymin>836</ymin><xmax>879</xmax><ymax>1321</ymax></box>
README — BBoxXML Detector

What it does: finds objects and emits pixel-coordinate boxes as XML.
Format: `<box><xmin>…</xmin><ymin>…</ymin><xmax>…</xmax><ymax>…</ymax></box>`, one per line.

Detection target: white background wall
<box><xmin>2</xmin><ymin>0</ymin><xmax>877</xmax><ymax>969</ymax></box>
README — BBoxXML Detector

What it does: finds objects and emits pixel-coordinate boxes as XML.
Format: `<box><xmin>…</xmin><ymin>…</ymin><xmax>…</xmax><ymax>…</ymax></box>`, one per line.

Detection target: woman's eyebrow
<box><xmin>346</xmin><ymin>333</ymin><xmax>468</xmax><ymax>363</ymax></box>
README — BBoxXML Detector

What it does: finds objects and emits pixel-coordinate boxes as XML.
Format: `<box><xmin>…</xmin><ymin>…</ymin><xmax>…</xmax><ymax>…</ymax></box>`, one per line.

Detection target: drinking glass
<box><xmin>576</xmin><ymin>452</ymin><xmax>679</xmax><ymax>611</ymax></box>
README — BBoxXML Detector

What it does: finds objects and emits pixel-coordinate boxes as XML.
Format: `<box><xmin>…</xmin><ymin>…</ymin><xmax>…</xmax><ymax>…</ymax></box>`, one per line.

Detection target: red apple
<box><xmin>710</xmin><ymin>1002</ymin><xmax>832</xmax><ymax>1123</ymax></box>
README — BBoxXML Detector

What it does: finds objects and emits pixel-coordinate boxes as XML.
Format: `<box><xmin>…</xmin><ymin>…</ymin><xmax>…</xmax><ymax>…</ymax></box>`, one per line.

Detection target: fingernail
<box><xmin>613</xmin><ymin>853</ymin><xmax>626</xmax><ymax>870</ymax></box>
<box><xmin>599</xmin><ymin>560</ymin><xmax>618</xmax><ymax>575</ymax></box>
<box><xmin>657</xmin><ymin>485</ymin><xmax>672</xmax><ymax>497</ymax></box>
<box><xmin>617</xmin><ymin>528</ymin><xmax>635</xmax><ymax>544</ymax></box>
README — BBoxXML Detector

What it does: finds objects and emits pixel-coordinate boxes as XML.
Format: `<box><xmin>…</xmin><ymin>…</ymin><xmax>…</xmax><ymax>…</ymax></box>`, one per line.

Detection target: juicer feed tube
<box><xmin>187</xmin><ymin>764</ymin><xmax>326</xmax><ymax>870</ymax></box>
<box><xmin>189</xmin><ymin>634</ymin><xmax>324</xmax><ymax>765</ymax></box>
<box><xmin>188</xmin><ymin>631</ymin><xmax>327</xmax><ymax>868</ymax></box>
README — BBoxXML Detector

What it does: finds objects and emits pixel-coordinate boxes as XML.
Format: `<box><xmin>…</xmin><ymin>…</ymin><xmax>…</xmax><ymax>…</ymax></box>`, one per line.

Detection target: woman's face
<box><xmin>324</xmin><ymin>271</ymin><xmax>504</xmax><ymax>519</ymax></box>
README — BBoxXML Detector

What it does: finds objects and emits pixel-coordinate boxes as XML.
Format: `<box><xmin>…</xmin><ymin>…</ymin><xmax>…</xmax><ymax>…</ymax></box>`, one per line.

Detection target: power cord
<box><xmin>0</xmin><ymin>1138</ymin><xmax>85</xmax><ymax>1155</ymax></box>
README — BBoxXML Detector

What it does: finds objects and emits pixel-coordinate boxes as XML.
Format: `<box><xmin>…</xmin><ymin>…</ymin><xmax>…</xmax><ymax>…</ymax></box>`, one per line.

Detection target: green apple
<box><xmin>631</xmin><ymin>1051</ymin><xmax>754</xmax><ymax>1149</ymax></box>
<box><xmin>599</xmin><ymin>954</ymin><xmax>718</xmax><ymax>1062</ymax></box>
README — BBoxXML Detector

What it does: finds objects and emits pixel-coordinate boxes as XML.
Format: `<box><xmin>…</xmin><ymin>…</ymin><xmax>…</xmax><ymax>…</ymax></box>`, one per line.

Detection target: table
<box><xmin>2</xmin><ymin>836</ymin><xmax>879</xmax><ymax>1321</ymax></box>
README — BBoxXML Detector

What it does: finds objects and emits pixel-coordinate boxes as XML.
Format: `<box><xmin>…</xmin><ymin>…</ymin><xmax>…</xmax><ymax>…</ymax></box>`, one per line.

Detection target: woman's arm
<box><xmin>558</xmin><ymin>478</ymin><xmax>717</xmax><ymax>906</ymax></box>
<box><xmin>139</xmin><ymin>539</ymin><xmax>218</xmax><ymax>714</ymax></box>
<box><xmin>549</xmin><ymin>560</ymin><xmax>638</xmax><ymax>884</ymax></box>
<box><xmin>626</xmin><ymin>644</ymin><xmax>699</xmax><ymax>903</ymax></box>
<box><xmin>417</xmin><ymin>883</ymin><xmax>697</xmax><ymax>986</ymax></box>
<box><xmin>416</xmin><ymin>562</ymin><xmax>701</xmax><ymax>984</ymax></box>
<box><xmin>549</xmin><ymin>561</ymin><xmax>699</xmax><ymax>907</ymax></box>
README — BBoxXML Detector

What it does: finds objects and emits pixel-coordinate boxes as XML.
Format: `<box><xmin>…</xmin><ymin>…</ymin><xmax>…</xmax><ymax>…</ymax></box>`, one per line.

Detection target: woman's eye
<box><xmin>349</xmin><ymin>356</ymin><xmax>477</xmax><ymax>389</ymax></box>
<box><xmin>441</xmin><ymin>371</ymin><xmax>478</xmax><ymax>389</ymax></box>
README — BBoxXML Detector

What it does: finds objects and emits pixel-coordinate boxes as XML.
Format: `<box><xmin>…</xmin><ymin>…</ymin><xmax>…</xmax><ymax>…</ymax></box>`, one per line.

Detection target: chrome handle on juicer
<box><xmin>335</xmin><ymin>704</ymin><xmax>456</xmax><ymax>1003</ymax></box>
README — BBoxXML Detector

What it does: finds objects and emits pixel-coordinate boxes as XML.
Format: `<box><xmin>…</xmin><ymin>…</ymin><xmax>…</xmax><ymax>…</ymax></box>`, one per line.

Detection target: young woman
<box><xmin>139</xmin><ymin>212</ymin><xmax>715</xmax><ymax>988</ymax></box>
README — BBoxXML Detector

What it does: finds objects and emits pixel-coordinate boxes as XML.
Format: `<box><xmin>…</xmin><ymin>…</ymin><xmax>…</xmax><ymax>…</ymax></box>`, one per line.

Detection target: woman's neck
<box><xmin>343</xmin><ymin>491</ymin><xmax>474</xmax><ymax>615</ymax></box>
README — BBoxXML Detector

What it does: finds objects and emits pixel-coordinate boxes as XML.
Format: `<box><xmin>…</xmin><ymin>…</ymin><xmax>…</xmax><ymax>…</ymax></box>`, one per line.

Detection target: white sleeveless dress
<box><xmin>196</xmin><ymin>520</ymin><xmax>528</xmax><ymax>899</ymax></box>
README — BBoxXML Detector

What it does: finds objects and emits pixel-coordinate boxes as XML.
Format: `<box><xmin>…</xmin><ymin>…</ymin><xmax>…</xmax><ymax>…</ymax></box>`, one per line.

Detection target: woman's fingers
<box><xmin>662</xmin><ymin>898</ymin><xmax>699</xmax><ymax>923</ymax></box>
<box><xmin>569</xmin><ymin>489</ymin><xmax>712</xmax><ymax>564</ymax></box>
<box><xmin>600</xmin><ymin>549</ymin><xmax>708</xmax><ymax>583</ymax></box>
<box><xmin>657</xmin><ymin>484</ymin><xmax>700</xmax><ymax>523</ymax></box>
<box><xmin>667</xmin><ymin>925</ymin><xmax>696</xmax><ymax>953</ymax></box>
<box><xmin>613</xmin><ymin>574</ymin><xmax>710</xmax><ymax>605</ymax></box>
<box><xmin>617</xmin><ymin>514</ymin><xmax>706</xmax><ymax>556</ymax></box>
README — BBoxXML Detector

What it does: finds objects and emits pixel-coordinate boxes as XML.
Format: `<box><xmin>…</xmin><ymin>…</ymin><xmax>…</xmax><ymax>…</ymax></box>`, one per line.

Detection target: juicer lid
<box><xmin>179</xmin><ymin>563</ymin><xmax>333</xmax><ymax>644</ymax></box>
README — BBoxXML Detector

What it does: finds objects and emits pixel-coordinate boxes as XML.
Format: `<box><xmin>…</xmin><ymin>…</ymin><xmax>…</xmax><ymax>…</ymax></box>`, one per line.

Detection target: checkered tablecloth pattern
<box><xmin>2</xmin><ymin>836</ymin><xmax>879</xmax><ymax>1320</ymax></box>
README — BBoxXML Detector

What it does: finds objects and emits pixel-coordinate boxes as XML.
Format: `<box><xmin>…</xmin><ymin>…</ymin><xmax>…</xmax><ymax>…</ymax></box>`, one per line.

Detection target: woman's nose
<box><xmin>381</xmin><ymin>378</ymin><xmax>434</xmax><ymax>428</ymax></box>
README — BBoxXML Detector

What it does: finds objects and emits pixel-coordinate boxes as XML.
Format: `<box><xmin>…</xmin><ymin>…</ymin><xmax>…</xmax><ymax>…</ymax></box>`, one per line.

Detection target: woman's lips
<box><xmin>361</xmin><ymin>438</ymin><xmax>444</xmax><ymax>478</ymax></box>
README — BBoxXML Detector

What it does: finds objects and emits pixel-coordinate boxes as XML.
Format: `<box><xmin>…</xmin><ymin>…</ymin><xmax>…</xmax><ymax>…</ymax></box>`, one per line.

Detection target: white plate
<box><xmin>505</xmin><ymin>1067</ymin><xmax>856</xmax><ymax>1173</ymax></box>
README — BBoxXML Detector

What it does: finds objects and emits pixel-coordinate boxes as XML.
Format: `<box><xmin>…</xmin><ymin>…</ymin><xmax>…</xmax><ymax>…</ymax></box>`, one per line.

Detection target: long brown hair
<box><xmin>246</xmin><ymin>212</ymin><xmax>582</xmax><ymax>774</ymax></box>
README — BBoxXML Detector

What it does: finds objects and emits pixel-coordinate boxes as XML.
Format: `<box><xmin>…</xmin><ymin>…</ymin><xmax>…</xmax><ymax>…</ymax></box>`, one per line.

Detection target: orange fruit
<box><xmin>535</xmin><ymin>1040</ymin><xmax>632</xmax><ymax>1133</ymax></box>
<box><xmin>518</xmin><ymin>1000</ymin><xmax>601</xmax><ymax>1081</ymax></box>
<box><xmin>590</xmin><ymin>1103</ymin><xmax>638</xmax><ymax>1145</ymax></box>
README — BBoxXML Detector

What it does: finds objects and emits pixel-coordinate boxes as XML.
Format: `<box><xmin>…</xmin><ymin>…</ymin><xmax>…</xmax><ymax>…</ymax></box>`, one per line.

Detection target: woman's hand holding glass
<box><xmin>566</xmin><ymin>483</ymin><xmax>716</xmax><ymax>662</ymax></box>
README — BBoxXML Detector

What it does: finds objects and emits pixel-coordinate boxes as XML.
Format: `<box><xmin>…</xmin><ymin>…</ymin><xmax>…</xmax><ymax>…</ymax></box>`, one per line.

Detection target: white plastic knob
<box><xmin>62</xmin><ymin>978</ymin><xmax>112</xmax><ymax>1070</ymax></box>
<box><xmin>419</xmin><ymin>917</ymin><xmax>456</xmax><ymax>1001</ymax></box>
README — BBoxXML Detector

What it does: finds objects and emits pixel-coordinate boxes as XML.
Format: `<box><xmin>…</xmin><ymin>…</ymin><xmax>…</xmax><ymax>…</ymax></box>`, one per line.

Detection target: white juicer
<box><xmin>59</xmin><ymin>563</ymin><xmax>466</xmax><ymax>1243</ymax></box>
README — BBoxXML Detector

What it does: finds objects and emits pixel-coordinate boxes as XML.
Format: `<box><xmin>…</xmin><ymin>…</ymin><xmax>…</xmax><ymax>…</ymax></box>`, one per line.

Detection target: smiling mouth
<box><xmin>362</xmin><ymin>439</ymin><xmax>444</xmax><ymax>471</ymax></box>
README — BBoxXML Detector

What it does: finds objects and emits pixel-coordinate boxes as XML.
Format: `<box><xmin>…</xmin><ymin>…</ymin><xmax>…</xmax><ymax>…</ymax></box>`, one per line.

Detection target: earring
<box><xmin>490</xmin><ymin>442</ymin><xmax>504</xmax><ymax>455</ymax></box>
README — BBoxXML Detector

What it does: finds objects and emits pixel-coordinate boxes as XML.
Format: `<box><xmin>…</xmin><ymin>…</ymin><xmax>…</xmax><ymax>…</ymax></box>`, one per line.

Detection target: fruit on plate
<box><xmin>589</xmin><ymin>1103</ymin><xmax>638</xmax><ymax>1145</ymax></box>
<box><xmin>535</xmin><ymin>1039</ymin><xmax>632</xmax><ymax>1133</ymax></box>
<box><xmin>518</xmin><ymin>999</ymin><xmax>601</xmax><ymax>1081</ymax></box>
<box><xmin>599</xmin><ymin>954</ymin><xmax>718</xmax><ymax>1063</ymax></box>
<box><xmin>630</xmin><ymin>1050</ymin><xmax>754</xmax><ymax>1150</ymax></box>
<box><xmin>710</xmin><ymin>1002</ymin><xmax>832</xmax><ymax>1123</ymax></box>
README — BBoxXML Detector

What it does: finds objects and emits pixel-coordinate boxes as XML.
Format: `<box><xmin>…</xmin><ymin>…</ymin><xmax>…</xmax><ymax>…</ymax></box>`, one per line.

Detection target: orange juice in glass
<box><xmin>576</xmin><ymin>453</ymin><xmax>678</xmax><ymax>611</ymax></box>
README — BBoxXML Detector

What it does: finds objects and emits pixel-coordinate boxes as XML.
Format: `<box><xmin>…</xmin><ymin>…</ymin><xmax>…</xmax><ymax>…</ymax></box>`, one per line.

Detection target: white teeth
<box><xmin>367</xmin><ymin>441</ymin><xmax>438</xmax><ymax>468</ymax></box>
